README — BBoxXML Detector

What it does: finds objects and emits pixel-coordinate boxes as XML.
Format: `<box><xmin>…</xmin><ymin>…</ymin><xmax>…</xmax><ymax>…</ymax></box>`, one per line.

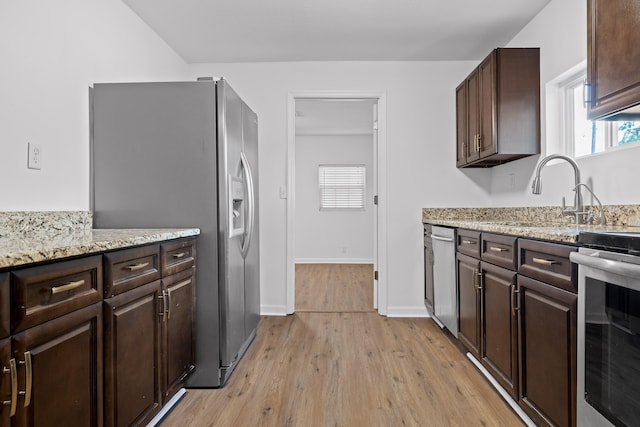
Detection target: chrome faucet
<box><xmin>531</xmin><ymin>154</ymin><xmax>585</xmax><ymax>224</ymax></box>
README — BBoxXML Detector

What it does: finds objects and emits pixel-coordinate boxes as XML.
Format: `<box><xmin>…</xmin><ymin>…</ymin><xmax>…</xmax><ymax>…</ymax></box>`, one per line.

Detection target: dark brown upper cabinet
<box><xmin>456</xmin><ymin>48</ymin><xmax>541</xmax><ymax>168</ymax></box>
<box><xmin>586</xmin><ymin>0</ymin><xmax>640</xmax><ymax>120</ymax></box>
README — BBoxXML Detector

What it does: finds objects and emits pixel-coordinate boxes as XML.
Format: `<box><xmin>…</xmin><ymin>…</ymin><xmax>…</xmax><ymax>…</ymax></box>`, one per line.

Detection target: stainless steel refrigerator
<box><xmin>90</xmin><ymin>78</ymin><xmax>260</xmax><ymax>387</ymax></box>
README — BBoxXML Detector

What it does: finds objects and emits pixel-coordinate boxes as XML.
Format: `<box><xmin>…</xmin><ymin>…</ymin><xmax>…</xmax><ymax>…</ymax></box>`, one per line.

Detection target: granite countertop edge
<box><xmin>422</xmin><ymin>219</ymin><xmax>585</xmax><ymax>243</ymax></box>
<box><xmin>0</xmin><ymin>228</ymin><xmax>201</xmax><ymax>270</ymax></box>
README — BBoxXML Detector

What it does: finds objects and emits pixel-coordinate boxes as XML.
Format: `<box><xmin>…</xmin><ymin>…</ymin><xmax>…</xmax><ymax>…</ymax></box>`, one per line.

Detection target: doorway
<box><xmin>286</xmin><ymin>91</ymin><xmax>387</xmax><ymax>315</ymax></box>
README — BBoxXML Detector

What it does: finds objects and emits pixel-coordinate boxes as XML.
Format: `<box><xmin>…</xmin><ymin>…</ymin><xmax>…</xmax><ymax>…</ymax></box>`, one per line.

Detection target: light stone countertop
<box><xmin>0</xmin><ymin>228</ymin><xmax>200</xmax><ymax>270</ymax></box>
<box><xmin>422</xmin><ymin>205</ymin><xmax>640</xmax><ymax>244</ymax></box>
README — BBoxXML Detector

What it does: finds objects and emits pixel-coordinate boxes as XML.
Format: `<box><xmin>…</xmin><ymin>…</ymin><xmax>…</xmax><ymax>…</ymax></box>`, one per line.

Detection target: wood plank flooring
<box><xmin>295</xmin><ymin>263</ymin><xmax>374</xmax><ymax>312</ymax></box>
<box><xmin>161</xmin><ymin>313</ymin><xmax>524</xmax><ymax>426</ymax></box>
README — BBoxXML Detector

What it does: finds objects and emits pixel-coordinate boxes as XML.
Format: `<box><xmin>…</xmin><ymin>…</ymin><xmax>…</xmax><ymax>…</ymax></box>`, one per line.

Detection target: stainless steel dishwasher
<box><xmin>431</xmin><ymin>226</ymin><xmax>457</xmax><ymax>336</ymax></box>
<box><xmin>423</xmin><ymin>224</ymin><xmax>434</xmax><ymax>316</ymax></box>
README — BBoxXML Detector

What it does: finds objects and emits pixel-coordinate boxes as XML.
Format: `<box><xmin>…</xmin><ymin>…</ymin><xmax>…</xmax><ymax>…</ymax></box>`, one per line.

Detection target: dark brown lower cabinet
<box><xmin>161</xmin><ymin>269</ymin><xmax>195</xmax><ymax>401</ymax></box>
<box><xmin>11</xmin><ymin>303</ymin><xmax>103</xmax><ymax>427</ymax></box>
<box><xmin>0</xmin><ymin>337</ymin><xmax>9</xmax><ymax>427</ymax></box>
<box><xmin>481</xmin><ymin>262</ymin><xmax>518</xmax><ymax>399</ymax></box>
<box><xmin>518</xmin><ymin>275</ymin><xmax>577</xmax><ymax>427</ymax></box>
<box><xmin>104</xmin><ymin>280</ymin><xmax>162</xmax><ymax>427</ymax></box>
<box><xmin>457</xmin><ymin>253</ymin><xmax>481</xmax><ymax>358</ymax></box>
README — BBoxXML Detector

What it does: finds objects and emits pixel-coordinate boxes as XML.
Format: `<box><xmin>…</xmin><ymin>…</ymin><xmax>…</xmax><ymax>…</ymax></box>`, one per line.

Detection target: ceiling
<box><xmin>123</xmin><ymin>0</ymin><xmax>551</xmax><ymax>63</ymax></box>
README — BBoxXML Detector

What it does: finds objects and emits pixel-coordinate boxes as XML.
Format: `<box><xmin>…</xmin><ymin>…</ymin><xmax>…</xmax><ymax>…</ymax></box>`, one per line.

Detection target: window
<box><xmin>318</xmin><ymin>165</ymin><xmax>365</xmax><ymax>210</ymax></box>
<box><xmin>562</xmin><ymin>72</ymin><xmax>640</xmax><ymax>157</ymax></box>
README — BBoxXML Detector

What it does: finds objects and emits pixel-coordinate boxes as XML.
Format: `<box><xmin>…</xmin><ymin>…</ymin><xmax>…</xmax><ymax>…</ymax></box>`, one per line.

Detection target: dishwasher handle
<box><xmin>432</xmin><ymin>235</ymin><xmax>454</xmax><ymax>243</ymax></box>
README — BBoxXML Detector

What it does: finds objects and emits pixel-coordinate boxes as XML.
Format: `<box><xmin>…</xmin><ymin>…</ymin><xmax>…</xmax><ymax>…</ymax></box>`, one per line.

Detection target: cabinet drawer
<box><xmin>161</xmin><ymin>238</ymin><xmax>196</xmax><ymax>276</ymax></box>
<box><xmin>482</xmin><ymin>233</ymin><xmax>517</xmax><ymax>270</ymax></box>
<box><xmin>457</xmin><ymin>229</ymin><xmax>481</xmax><ymax>258</ymax></box>
<box><xmin>11</xmin><ymin>255</ymin><xmax>103</xmax><ymax>333</ymax></box>
<box><xmin>518</xmin><ymin>239</ymin><xmax>577</xmax><ymax>293</ymax></box>
<box><xmin>104</xmin><ymin>244</ymin><xmax>160</xmax><ymax>297</ymax></box>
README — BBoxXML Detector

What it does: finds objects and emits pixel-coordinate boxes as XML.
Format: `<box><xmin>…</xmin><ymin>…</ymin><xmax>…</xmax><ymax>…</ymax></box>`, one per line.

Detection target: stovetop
<box><xmin>578</xmin><ymin>231</ymin><xmax>640</xmax><ymax>255</ymax></box>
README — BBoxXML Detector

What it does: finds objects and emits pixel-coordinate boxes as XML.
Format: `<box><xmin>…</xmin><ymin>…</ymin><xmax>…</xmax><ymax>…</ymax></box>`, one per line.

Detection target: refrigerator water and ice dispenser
<box><xmin>229</xmin><ymin>175</ymin><xmax>245</xmax><ymax>238</ymax></box>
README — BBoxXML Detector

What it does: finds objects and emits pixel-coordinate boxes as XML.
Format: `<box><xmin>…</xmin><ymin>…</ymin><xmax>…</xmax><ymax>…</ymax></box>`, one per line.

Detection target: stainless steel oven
<box><xmin>571</xmin><ymin>232</ymin><xmax>640</xmax><ymax>427</ymax></box>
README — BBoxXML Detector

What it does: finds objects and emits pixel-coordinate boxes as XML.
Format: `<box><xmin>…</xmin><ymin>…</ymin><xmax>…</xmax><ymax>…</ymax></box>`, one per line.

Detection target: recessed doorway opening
<box><xmin>286</xmin><ymin>92</ymin><xmax>387</xmax><ymax>315</ymax></box>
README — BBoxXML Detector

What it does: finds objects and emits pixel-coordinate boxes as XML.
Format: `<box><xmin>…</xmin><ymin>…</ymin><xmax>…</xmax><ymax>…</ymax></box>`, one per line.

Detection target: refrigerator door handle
<box><xmin>240</xmin><ymin>151</ymin><xmax>255</xmax><ymax>259</ymax></box>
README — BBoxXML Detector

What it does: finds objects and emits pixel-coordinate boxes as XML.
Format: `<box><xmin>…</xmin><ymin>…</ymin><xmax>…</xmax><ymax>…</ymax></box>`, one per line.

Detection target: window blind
<box><xmin>318</xmin><ymin>165</ymin><xmax>366</xmax><ymax>210</ymax></box>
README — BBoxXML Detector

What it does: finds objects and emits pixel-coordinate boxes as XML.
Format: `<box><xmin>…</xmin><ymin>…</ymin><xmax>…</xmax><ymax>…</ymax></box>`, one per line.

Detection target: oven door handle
<box><xmin>570</xmin><ymin>251</ymin><xmax>640</xmax><ymax>278</ymax></box>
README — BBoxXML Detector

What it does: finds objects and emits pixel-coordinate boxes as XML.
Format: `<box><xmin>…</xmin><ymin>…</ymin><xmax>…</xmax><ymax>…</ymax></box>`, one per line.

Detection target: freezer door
<box><xmin>242</xmin><ymin>102</ymin><xmax>260</xmax><ymax>337</ymax></box>
<box><xmin>217</xmin><ymin>80</ymin><xmax>247</xmax><ymax>367</ymax></box>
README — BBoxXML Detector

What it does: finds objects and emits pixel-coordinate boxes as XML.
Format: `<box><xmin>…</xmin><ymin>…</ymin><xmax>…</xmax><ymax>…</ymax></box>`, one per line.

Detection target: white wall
<box><xmin>6</xmin><ymin>0</ymin><xmax>632</xmax><ymax>317</ymax></box>
<box><xmin>295</xmin><ymin>135</ymin><xmax>374</xmax><ymax>263</ymax></box>
<box><xmin>490</xmin><ymin>0</ymin><xmax>640</xmax><ymax>206</ymax></box>
<box><xmin>187</xmin><ymin>61</ymin><xmax>487</xmax><ymax>315</ymax></box>
<box><xmin>0</xmin><ymin>0</ymin><xmax>188</xmax><ymax>211</ymax></box>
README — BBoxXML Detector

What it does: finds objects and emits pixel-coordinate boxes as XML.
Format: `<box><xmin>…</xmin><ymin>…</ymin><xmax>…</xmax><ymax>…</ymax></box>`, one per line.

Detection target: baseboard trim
<box><xmin>260</xmin><ymin>305</ymin><xmax>288</xmax><ymax>316</ymax></box>
<box><xmin>385</xmin><ymin>306</ymin><xmax>431</xmax><ymax>317</ymax></box>
<box><xmin>147</xmin><ymin>388</ymin><xmax>186</xmax><ymax>427</ymax></box>
<box><xmin>466</xmin><ymin>353</ymin><xmax>536</xmax><ymax>427</ymax></box>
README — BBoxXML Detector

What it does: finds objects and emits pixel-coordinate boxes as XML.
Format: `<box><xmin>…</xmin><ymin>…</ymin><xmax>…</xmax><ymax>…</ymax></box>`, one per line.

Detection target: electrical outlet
<box><xmin>341</xmin><ymin>246</ymin><xmax>347</xmax><ymax>254</ymax></box>
<box><xmin>27</xmin><ymin>142</ymin><xmax>42</xmax><ymax>170</ymax></box>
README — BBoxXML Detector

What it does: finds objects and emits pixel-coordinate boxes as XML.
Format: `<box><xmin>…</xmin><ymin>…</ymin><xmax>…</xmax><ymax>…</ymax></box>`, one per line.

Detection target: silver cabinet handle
<box><xmin>462</xmin><ymin>239</ymin><xmax>476</xmax><ymax>245</ymax></box>
<box><xmin>18</xmin><ymin>352</ymin><xmax>32</xmax><ymax>408</ymax></box>
<box><xmin>511</xmin><ymin>285</ymin><xmax>520</xmax><ymax>316</ymax></box>
<box><xmin>126</xmin><ymin>262</ymin><xmax>149</xmax><ymax>271</ymax></box>
<box><xmin>532</xmin><ymin>257</ymin><xmax>557</xmax><ymax>266</ymax></box>
<box><xmin>158</xmin><ymin>290</ymin><xmax>166</xmax><ymax>320</ymax></box>
<box><xmin>2</xmin><ymin>359</ymin><xmax>17</xmax><ymax>416</ymax></box>
<box><xmin>489</xmin><ymin>247</ymin><xmax>507</xmax><ymax>253</ymax></box>
<box><xmin>172</xmin><ymin>252</ymin><xmax>186</xmax><ymax>259</ymax></box>
<box><xmin>51</xmin><ymin>279</ymin><xmax>85</xmax><ymax>295</ymax></box>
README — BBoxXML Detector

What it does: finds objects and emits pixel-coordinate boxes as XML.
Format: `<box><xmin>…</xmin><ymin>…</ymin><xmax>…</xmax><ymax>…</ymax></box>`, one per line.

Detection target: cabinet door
<box><xmin>0</xmin><ymin>274</ymin><xmax>9</xmax><ymax>339</ymax></box>
<box><xmin>11</xmin><ymin>303</ymin><xmax>103</xmax><ymax>427</ymax></box>
<box><xmin>455</xmin><ymin>82</ymin><xmax>468</xmax><ymax>166</ymax></box>
<box><xmin>481</xmin><ymin>262</ymin><xmax>518</xmax><ymax>399</ymax></box>
<box><xmin>587</xmin><ymin>0</ymin><xmax>640</xmax><ymax>120</ymax></box>
<box><xmin>0</xmin><ymin>337</ymin><xmax>10</xmax><ymax>427</ymax></box>
<box><xmin>104</xmin><ymin>280</ymin><xmax>162</xmax><ymax>427</ymax></box>
<box><xmin>466</xmin><ymin>70</ymin><xmax>481</xmax><ymax>163</ymax></box>
<box><xmin>478</xmin><ymin>53</ymin><xmax>496</xmax><ymax>159</ymax></box>
<box><xmin>161</xmin><ymin>269</ymin><xmax>195</xmax><ymax>401</ymax></box>
<box><xmin>457</xmin><ymin>253</ymin><xmax>481</xmax><ymax>358</ymax></box>
<box><xmin>518</xmin><ymin>275</ymin><xmax>577</xmax><ymax>427</ymax></box>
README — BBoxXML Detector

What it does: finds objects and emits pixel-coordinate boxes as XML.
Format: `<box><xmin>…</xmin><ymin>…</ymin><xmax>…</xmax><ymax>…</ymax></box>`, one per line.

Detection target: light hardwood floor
<box><xmin>295</xmin><ymin>264</ymin><xmax>375</xmax><ymax>312</ymax></box>
<box><xmin>160</xmin><ymin>264</ymin><xmax>523</xmax><ymax>426</ymax></box>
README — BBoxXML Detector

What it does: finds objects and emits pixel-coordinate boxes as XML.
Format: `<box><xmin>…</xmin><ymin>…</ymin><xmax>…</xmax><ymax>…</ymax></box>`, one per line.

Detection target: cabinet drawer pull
<box><xmin>50</xmin><ymin>279</ymin><xmax>85</xmax><ymax>295</ymax></box>
<box><xmin>2</xmin><ymin>359</ymin><xmax>17</xmax><ymax>416</ymax></box>
<box><xmin>166</xmin><ymin>288</ymin><xmax>172</xmax><ymax>320</ymax></box>
<box><xmin>511</xmin><ymin>286</ymin><xmax>520</xmax><ymax>316</ymax></box>
<box><xmin>158</xmin><ymin>291</ymin><xmax>166</xmax><ymax>320</ymax></box>
<box><xmin>462</xmin><ymin>240</ymin><xmax>476</xmax><ymax>245</ymax></box>
<box><xmin>126</xmin><ymin>262</ymin><xmax>149</xmax><ymax>272</ymax></box>
<box><xmin>18</xmin><ymin>352</ymin><xmax>32</xmax><ymax>408</ymax></box>
<box><xmin>473</xmin><ymin>270</ymin><xmax>483</xmax><ymax>291</ymax></box>
<box><xmin>532</xmin><ymin>257</ymin><xmax>557</xmax><ymax>266</ymax></box>
<box><xmin>172</xmin><ymin>252</ymin><xmax>186</xmax><ymax>259</ymax></box>
<box><xmin>489</xmin><ymin>246</ymin><xmax>507</xmax><ymax>252</ymax></box>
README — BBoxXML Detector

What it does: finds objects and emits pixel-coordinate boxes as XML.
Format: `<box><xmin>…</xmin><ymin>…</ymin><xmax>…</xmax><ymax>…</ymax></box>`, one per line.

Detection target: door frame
<box><xmin>286</xmin><ymin>90</ymin><xmax>388</xmax><ymax>315</ymax></box>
